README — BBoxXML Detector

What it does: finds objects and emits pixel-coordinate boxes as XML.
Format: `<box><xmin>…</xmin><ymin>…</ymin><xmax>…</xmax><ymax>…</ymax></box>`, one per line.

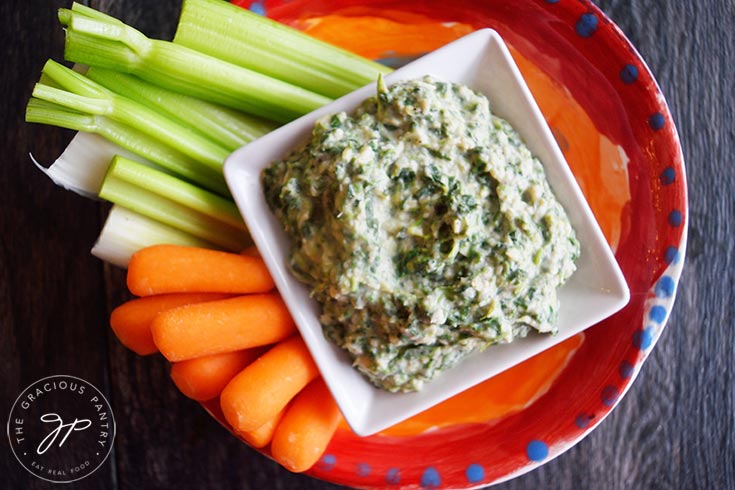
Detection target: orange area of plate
<box><xmin>510</xmin><ymin>51</ymin><xmax>631</xmax><ymax>251</ymax></box>
<box><xmin>371</xmin><ymin>333</ymin><xmax>583</xmax><ymax>437</ymax></box>
<box><xmin>295</xmin><ymin>13</ymin><xmax>474</xmax><ymax>60</ymax></box>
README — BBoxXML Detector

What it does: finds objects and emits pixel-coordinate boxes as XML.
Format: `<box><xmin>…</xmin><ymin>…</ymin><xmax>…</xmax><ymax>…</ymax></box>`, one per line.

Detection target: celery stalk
<box><xmin>86</xmin><ymin>68</ymin><xmax>277</xmax><ymax>152</ymax></box>
<box><xmin>63</xmin><ymin>3</ymin><xmax>118</xmax><ymax>23</ymax></box>
<box><xmin>106</xmin><ymin>156</ymin><xmax>245</xmax><ymax>231</ymax></box>
<box><xmin>174</xmin><ymin>0</ymin><xmax>391</xmax><ymax>98</ymax></box>
<box><xmin>32</xmin><ymin>130</ymin><xmax>150</xmax><ymax>199</ymax></box>
<box><xmin>92</xmin><ymin>205</ymin><xmax>219</xmax><ymax>268</ymax></box>
<box><xmin>34</xmin><ymin>60</ymin><xmax>230</xmax><ymax>173</ymax></box>
<box><xmin>26</xmin><ymin>98</ymin><xmax>229</xmax><ymax>195</ymax></box>
<box><xmin>60</xmin><ymin>4</ymin><xmax>332</xmax><ymax>122</ymax></box>
<box><xmin>26</xmin><ymin>98</ymin><xmax>89</xmax><ymax>130</ymax></box>
<box><xmin>99</xmin><ymin>168</ymin><xmax>249</xmax><ymax>251</ymax></box>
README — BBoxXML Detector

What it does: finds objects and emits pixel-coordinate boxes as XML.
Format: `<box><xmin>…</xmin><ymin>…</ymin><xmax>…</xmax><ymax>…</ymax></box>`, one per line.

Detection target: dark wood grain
<box><xmin>0</xmin><ymin>1</ymin><xmax>114</xmax><ymax>489</ymax></box>
<box><xmin>2</xmin><ymin>0</ymin><xmax>732</xmax><ymax>489</ymax></box>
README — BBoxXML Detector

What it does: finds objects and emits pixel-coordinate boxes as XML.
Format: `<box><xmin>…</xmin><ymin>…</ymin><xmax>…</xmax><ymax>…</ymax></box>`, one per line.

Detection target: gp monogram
<box><xmin>7</xmin><ymin>375</ymin><xmax>115</xmax><ymax>483</ymax></box>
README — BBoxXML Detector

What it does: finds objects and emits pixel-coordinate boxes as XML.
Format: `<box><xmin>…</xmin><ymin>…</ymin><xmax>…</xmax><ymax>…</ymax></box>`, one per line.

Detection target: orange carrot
<box><xmin>127</xmin><ymin>244</ymin><xmax>274</xmax><ymax>296</ymax></box>
<box><xmin>220</xmin><ymin>336</ymin><xmax>319</xmax><ymax>433</ymax></box>
<box><xmin>271</xmin><ymin>378</ymin><xmax>342</xmax><ymax>472</ymax></box>
<box><xmin>151</xmin><ymin>293</ymin><xmax>296</xmax><ymax>361</ymax></box>
<box><xmin>170</xmin><ymin>349</ymin><xmax>264</xmax><ymax>401</ymax></box>
<box><xmin>235</xmin><ymin>407</ymin><xmax>286</xmax><ymax>448</ymax></box>
<box><xmin>110</xmin><ymin>293</ymin><xmax>231</xmax><ymax>355</ymax></box>
<box><xmin>240</xmin><ymin>246</ymin><xmax>261</xmax><ymax>258</ymax></box>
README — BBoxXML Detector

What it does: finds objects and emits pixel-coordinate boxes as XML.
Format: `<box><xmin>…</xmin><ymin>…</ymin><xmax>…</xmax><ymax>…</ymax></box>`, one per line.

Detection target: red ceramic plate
<box><xmin>210</xmin><ymin>1</ymin><xmax>688</xmax><ymax>488</ymax></box>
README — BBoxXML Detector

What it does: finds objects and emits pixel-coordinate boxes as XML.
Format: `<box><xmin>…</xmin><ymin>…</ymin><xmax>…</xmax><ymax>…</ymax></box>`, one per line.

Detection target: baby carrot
<box><xmin>110</xmin><ymin>292</ymin><xmax>231</xmax><ymax>355</ymax></box>
<box><xmin>220</xmin><ymin>336</ymin><xmax>319</xmax><ymax>433</ymax></box>
<box><xmin>127</xmin><ymin>244</ymin><xmax>275</xmax><ymax>296</ymax></box>
<box><xmin>240</xmin><ymin>246</ymin><xmax>261</xmax><ymax>258</ymax></box>
<box><xmin>271</xmin><ymin>379</ymin><xmax>342</xmax><ymax>472</ymax></box>
<box><xmin>151</xmin><ymin>293</ymin><xmax>296</xmax><ymax>361</ymax></box>
<box><xmin>235</xmin><ymin>407</ymin><xmax>286</xmax><ymax>448</ymax></box>
<box><xmin>170</xmin><ymin>349</ymin><xmax>263</xmax><ymax>401</ymax></box>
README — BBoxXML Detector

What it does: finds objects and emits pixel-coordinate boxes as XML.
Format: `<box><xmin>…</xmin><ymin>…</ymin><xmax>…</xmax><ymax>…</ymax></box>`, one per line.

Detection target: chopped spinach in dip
<box><xmin>262</xmin><ymin>75</ymin><xmax>580</xmax><ymax>392</ymax></box>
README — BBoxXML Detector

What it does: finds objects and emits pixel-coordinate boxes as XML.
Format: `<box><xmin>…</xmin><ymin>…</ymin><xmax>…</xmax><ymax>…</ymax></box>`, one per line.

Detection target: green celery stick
<box><xmin>86</xmin><ymin>68</ymin><xmax>277</xmax><ymax>152</ymax></box>
<box><xmin>34</xmin><ymin>60</ymin><xmax>231</xmax><ymax>173</ymax></box>
<box><xmin>106</xmin><ymin>156</ymin><xmax>244</xmax><ymax>230</ymax></box>
<box><xmin>26</xmin><ymin>98</ymin><xmax>229</xmax><ymax>195</ymax></box>
<box><xmin>99</xmin><ymin>166</ymin><xmax>248</xmax><ymax>251</ymax></box>
<box><xmin>60</xmin><ymin>3</ymin><xmax>332</xmax><ymax>123</ymax></box>
<box><xmin>174</xmin><ymin>0</ymin><xmax>391</xmax><ymax>98</ymax></box>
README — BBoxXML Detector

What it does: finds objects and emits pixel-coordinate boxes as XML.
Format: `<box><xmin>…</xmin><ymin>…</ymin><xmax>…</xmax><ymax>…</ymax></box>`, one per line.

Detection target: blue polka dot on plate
<box><xmin>420</xmin><ymin>467</ymin><xmax>441</xmax><ymax>488</ymax></box>
<box><xmin>601</xmin><ymin>385</ymin><xmax>619</xmax><ymax>407</ymax></box>
<box><xmin>575</xmin><ymin>413</ymin><xmax>594</xmax><ymax>429</ymax></box>
<box><xmin>660</xmin><ymin>166</ymin><xmax>676</xmax><ymax>185</ymax></box>
<box><xmin>619</xmin><ymin>360</ymin><xmax>634</xmax><ymax>379</ymax></box>
<box><xmin>526</xmin><ymin>440</ymin><xmax>549</xmax><ymax>461</ymax></box>
<box><xmin>576</xmin><ymin>13</ymin><xmax>599</xmax><ymax>37</ymax></box>
<box><xmin>248</xmin><ymin>1</ymin><xmax>266</xmax><ymax>15</ymax></box>
<box><xmin>633</xmin><ymin>326</ymin><xmax>654</xmax><ymax>350</ymax></box>
<box><xmin>466</xmin><ymin>464</ymin><xmax>484</xmax><ymax>483</ymax></box>
<box><xmin>649</xmin><ymin>305</ymin><xmax>667</xmax><ymax>323</ymax></box>
<box><xmin>356</xmin><ymin>462</ymin><xmax>371</xmax><ymax>477</ymax></box>
<box><xmin>655</xmin><ymin>276</ymin><xmax>675</xmax><ymax>298</ymax></box>
<box><xmin>668</xmin><ymin>210</ymin><xmax>683</xmax><ymax>227</ymax></box>
<box><xmin>649</xmin><ymin>112</ymin><xmax>665</xmax><ymax>130</ymax></box>
<box><xmin>318</xmin><ymin>454</ymin><xmax>336</xmax><ymax>471</ymax></box>
<box><xmin>620</xmin><ymin>64</ymin><xmax>639</xmax><ymax>84</ymax></box>
<box><xmin>385</xmin><ymin>468</ymin><xmax>401</xmax><ymax>485</ymax></box>
<box><xmin>664</xmin><ymin>246</ymin><xmax>680</xmax><ymax>264</ymax></box>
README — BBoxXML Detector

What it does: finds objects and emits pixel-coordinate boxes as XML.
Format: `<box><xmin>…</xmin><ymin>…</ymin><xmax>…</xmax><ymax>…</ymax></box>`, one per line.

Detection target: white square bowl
<box><xmin>223</xmin><ymin>28</ymin><xmax>630</xmax><ymax>436</ymax></box>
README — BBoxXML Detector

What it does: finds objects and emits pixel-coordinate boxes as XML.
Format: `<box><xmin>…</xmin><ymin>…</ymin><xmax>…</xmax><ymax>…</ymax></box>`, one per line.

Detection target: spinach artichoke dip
<box><xmin>262</xmin><ymin>75</ymin><xmax>580</xmax><ymax>393</ymax></box>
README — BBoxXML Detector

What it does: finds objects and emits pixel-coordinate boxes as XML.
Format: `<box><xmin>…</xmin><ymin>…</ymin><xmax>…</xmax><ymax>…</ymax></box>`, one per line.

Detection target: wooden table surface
<box><xmin>2</xmin><ymin>0</ymin><xmax>732</xmax><ymax>488</ymax></box>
